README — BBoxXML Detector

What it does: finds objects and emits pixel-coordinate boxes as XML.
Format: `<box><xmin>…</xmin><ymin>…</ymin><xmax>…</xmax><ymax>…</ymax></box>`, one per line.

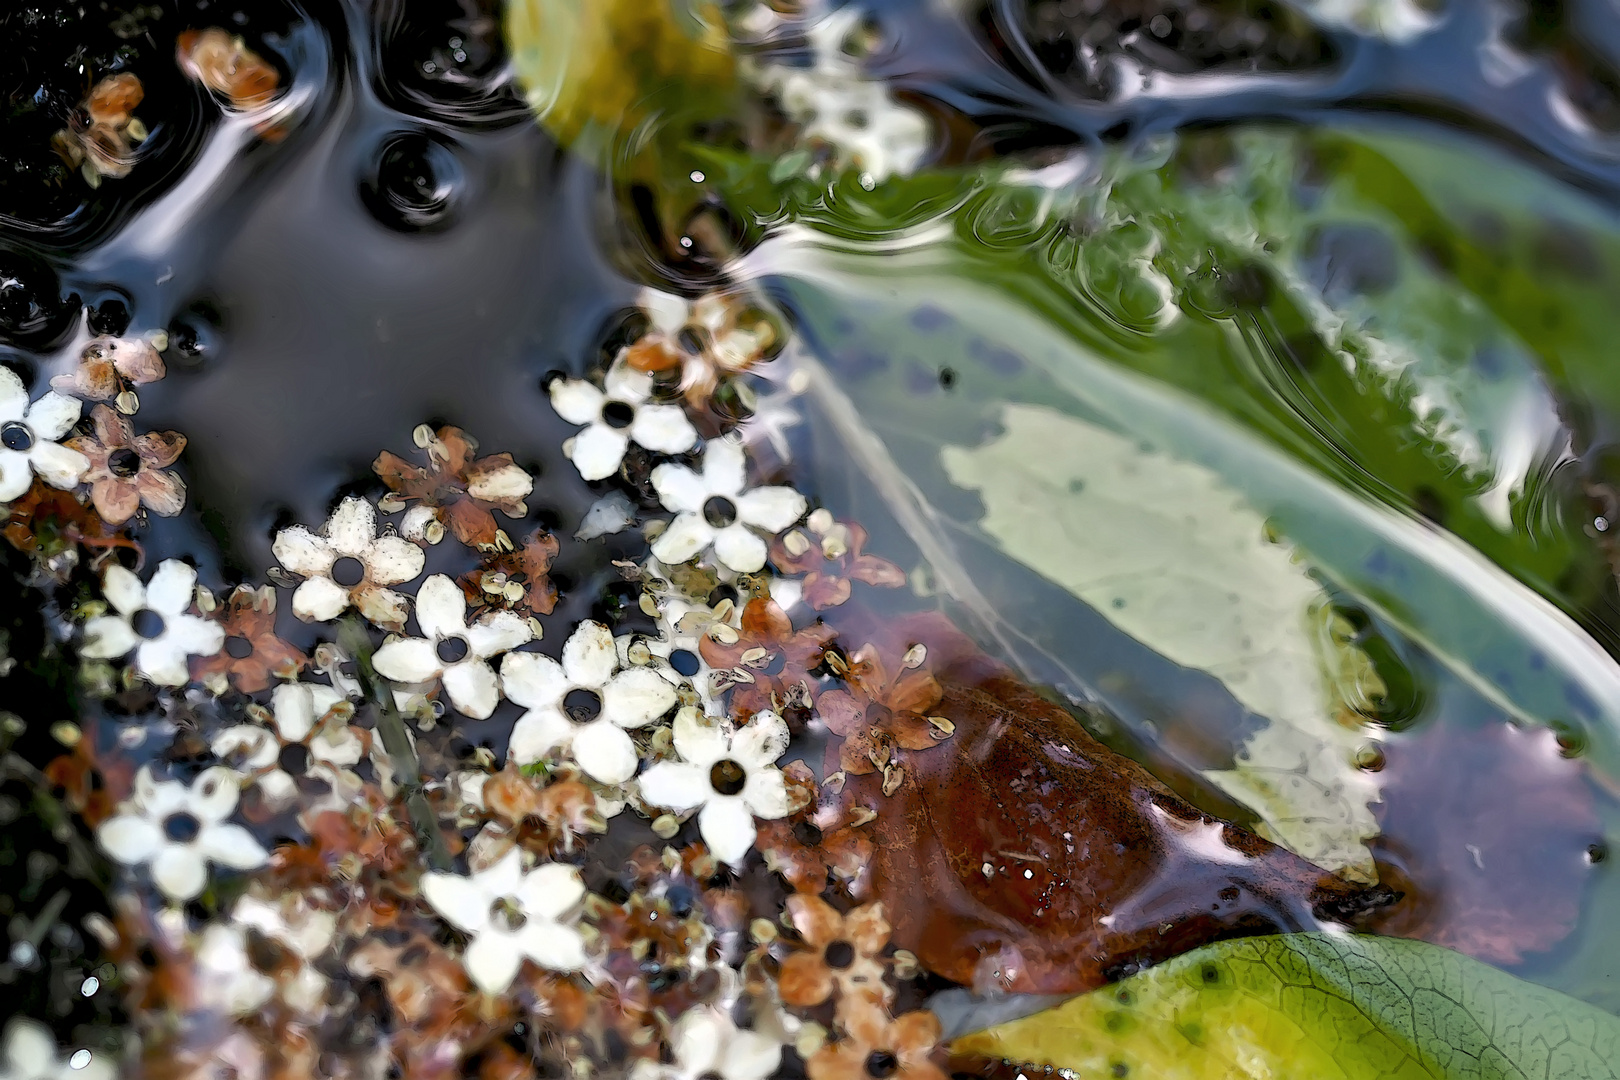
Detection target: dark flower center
<box><xmin>709</xmin><ymin>759</ymin><xmax>747</xmax><ymax>796</ymax></box>
<box><xmin>865</xmin><ymin>1052</ymin><xmax>899</xmax><ymax>1079</ymax></box>
<box><xmin>0</xmin><ymin>421</ymin><xmax>34</xmax><ymax>451</ymax></box>
<box><xmin>330</xmin><ymin>556</ymin><xmax>366</xmax><ymax>587</ymax></box>
<box><xmin>563</xmin><ymin>688</ymin><xmax>602</xmax><ymax>723</ymax></box>
<box><xmin>601</xmin><ymin>400</ymin><xmax>635</xmax><ymax>429</ymax></box>
<box><xmin>824</xmin><ymin>940</ymin><xmax>855</xmax><ymax>969</ymax></box>
<box><xmin>703</xmin><ymin>496</ymin><xmax>737</xmax><ymax>528</ymax></box>
<box><xmin>436</xmin><ymin>636</ymin><xmax>470</xmax><ymax>665</ymax></box>
<box><xmin>108</xmin><ymin>448</ymin><xmax>141</xmax><ymax>477</ymax></box>
<box><xmin>163</xmin><ymin>812</ymin><xmax>201</xmax><ymax>843</ymax></box>
<box><xmin>490</xmin><ymin>897</ymin><xmax>527</xmax><ymax>933</ymax></box>
<box><xmin>278</xmin><ymin>743</ymin><xmax>311</xmax><ymax>776</ymax></box>
<box><xmin>669</xmin><ymin>649</ymin><xmax>701</xmax><ymax>677</ymax></box>
<box><xmin>792</xmin><ymin>820</ymin><xmax>823</xmax><ymax>846</ymax></box>
<box><xmin>131</xmin><ymin>609</ymin><xmax>165</xmax><ymax>639</ymax></box>
<box><xmin>224</xmin><ymin>635</ymin><xmax>254</xmax><ymax>659</ymax></box>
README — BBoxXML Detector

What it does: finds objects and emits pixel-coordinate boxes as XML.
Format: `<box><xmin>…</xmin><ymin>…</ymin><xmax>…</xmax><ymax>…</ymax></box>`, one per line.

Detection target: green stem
<box><xmin>337</xmin><ymin>617</ymin><xmax>452</xmax><ymax>870</ymax></box>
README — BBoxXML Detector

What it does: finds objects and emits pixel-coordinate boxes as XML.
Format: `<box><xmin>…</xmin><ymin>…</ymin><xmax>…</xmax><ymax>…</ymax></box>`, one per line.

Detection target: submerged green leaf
<box><xmin>941</xmin><ymin>403</ymin><xmax>1383</xmax><ymax>879</ymax></box>
<box><xmin>951</xmin><ymin>933</ymin><xmax>1620</xmax><ymax>1079</ymax></box>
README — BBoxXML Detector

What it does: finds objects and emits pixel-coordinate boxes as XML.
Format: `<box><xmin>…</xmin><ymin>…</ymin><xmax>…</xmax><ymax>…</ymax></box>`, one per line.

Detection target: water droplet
<box><xmin>80</xmin><ymin>975</ymin><xmax>99</xmax><ymax>996</ymax></box>
<box><xmin>69</xmin><ymin>1050</ymin><xmax>92</xmax><ymax>1071</ymax></box>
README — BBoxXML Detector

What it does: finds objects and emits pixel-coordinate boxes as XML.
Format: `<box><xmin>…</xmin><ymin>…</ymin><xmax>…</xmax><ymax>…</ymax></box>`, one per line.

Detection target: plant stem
<box><xmin>337</xmin><ymin>617</ymin><xmax>451</xmax><ymax>870</ymax></box>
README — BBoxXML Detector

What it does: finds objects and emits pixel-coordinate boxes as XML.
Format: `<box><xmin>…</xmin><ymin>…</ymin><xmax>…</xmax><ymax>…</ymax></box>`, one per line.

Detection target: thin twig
<box><xmin>337</xmin><ymin>617</ymin><xmax>452</xmax><ymax>870</ymax></box>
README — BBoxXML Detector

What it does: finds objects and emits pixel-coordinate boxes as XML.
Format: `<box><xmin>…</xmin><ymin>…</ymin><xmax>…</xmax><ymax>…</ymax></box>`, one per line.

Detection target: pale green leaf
<box><xmin>951</xmin><ymin>933</ymin><xmax>1620</xmax><ymax>1079</ymax></box>
<box><xmin>940</xmin><ymin>403</ymin><xmax>1382</xmax><ymax>880</ymax></box>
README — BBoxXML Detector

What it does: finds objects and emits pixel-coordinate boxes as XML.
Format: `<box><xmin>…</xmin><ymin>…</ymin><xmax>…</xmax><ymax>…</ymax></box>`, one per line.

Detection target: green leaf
<box><xmin>950</xmin><ymin>933</ymin><xmax>1620</xmax><ymax>1079</ymax></box>
<box><xmin>940</xmin><ymin>403</ymin><xmax>1384</xmax><ymax>879</ymax></box>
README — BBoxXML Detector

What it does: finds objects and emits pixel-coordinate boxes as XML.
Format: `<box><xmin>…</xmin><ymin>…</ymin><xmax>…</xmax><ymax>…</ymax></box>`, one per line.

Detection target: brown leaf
<box><xmin>848</xmin><ymin>613</ymin><xmax>1388</xmax><ymax>995</ymax></box>
<box><xmin>1365</xmin><ymin>720</ymin><xmax>1601</xmax><ymax>964</ymax></box>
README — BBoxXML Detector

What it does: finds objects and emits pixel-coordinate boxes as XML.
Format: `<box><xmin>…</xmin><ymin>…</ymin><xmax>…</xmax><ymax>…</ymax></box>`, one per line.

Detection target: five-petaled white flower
<box><xmin>550</xmin><ymin>359</ymin><xmax>698</xmax><ymax>481</ymax></box>
<box><xmin>651</xmin><ymin>438</ymin><xmax>806</xmax><ymax>573</ymax></box>
<box><xmin>0</xmin><ymin>1017</ymin><xmax>114</xmax><ymax>1080</ymax></box>
<box><xmin>632</xmin><ymin>1005</ymin><xmax>783</xmax><ymax>1080</ymax></box>
<box><xmin>272</xmin><ymin>495</ymin><xmax>425</xmax><ymax>631</ymax></box>
<box><xmin>420</xmin><ymin>848</ymin><xmax>587</xmax><ymax>995</ymax></box>
<box><xmin>372</xmin><ymin>574</ymin><xmax>531</xmax><ymax>719</ymax></box>
<box><xmin>81</xmin><ymin>559</ymin><xmax>225</xmax><ymax>686</ymax></box>
<box><xmin>639</xmin><ymin>708</ymin><xmax>790</xmax><ymax>865</ymax></box>
<box><xmin>97</xmin><ymin>765</ymin><xmax>268</xmax><ymax>902</ymax></box>
<box><xmin>211</xmin><ymin>682</ymin><xmax>364</xmax><ymax>814</ymax></box>
<box><xmin>503</xmin><ymin>620</ymin><xmax>678</xmax><ymax>784</ymax></box>
<box><xmin>0</xmin><ymin>368</ymin><xmax>89</xmax><ymax>502</ymax></box>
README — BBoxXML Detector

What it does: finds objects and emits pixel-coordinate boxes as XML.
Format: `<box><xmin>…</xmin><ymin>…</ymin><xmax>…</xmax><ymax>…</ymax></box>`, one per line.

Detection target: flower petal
<box><xmin>81</xmin><ymin>614</ymin><xmax>137</xmax><ymax>659</ymax></box>
<box><xmin>516</xmin><ymin>921</ymin><xmax>586</xmax><ymax>973</ymax></box>
<box><xmin>3</xmin><ymin>1018</ymin><xmax>57</xmax><ymax>1078</ymax></box>
<box><xmin>464</xmin><ymin>931</ymin><xmax>523</xmax><ymax>995</ymax></box>
<box><xmin>101</xmin><ymin>564</ymin><xmax>146</xmax><ymax>615</ymax></box>
<box><xmin>373</xmin><ymin>637</ymin><xmax>442</xmax><ymax>684</ymax></box>
<box><xmin>135</xmin><ymin>638</ymin><xmax>191</xmax><ymax>686</ymax></box>
<box><xmin>272</xmin><ymin>525</ymin><xmax>335</xmax><ymax>577</ymax></box>
<box><xmin>731</xmin><ymin>712</ymin><xmax>790</xmax><ymax>769</ymax></box>
<box><xmin>152</xmin><ymin>844</ymin><xmax>209</xmax><ymax>901</ymax></box>
<box><xmin>507</xmin><ymin>707</ymin><xmax>574</xmax><ymax>765</ymax></box>
<box><xmin>712</xmin><ymin>524</ymin><xmax>768</xmax><ymax>573</ymax></box>
<box><xmin>650</xmin><ymin>513</ymin><xmax>714</xmax><ymax>566</ymax></box>
<box><xmin>672</xmin><ymin>708</ymin><xmax>727</xmax><ymax>767</ymax></box>
<box><xmin>466</xmin><ymin>457</ymin><xmax>533</xmax><ymax>506</ymax></box>
<box><xmin>723</xmin><ymin>1029</ymin><xmax>785</xmax><ymax>1080</ymax></box>
<box><xmin>517</xmin><ymin>863</ymin><xmax>586</xmax><ymax>921</ymax></box>
<box><xmin>501</xmin><ymin>652</ymin><xmax>568</xmax><ymax>710</ymax></box>
<box><xmin>478</xmin><ymin>848</ymin><xmax>525</xmax><ymax>902</ymax></box>
<box><xmin>777</xmin><ymin>950</ymin><xmax>836</xmax><ymax>1007</ymax></box>
<box><xmin>422</xmin><ymin>871</ymin><xmax>491</xmax><ymax>934</ymax></box>
<box><xmin>293</xmin><ymin>576</ymin><xmax>351</xmax><ymax>623</ymax></box>
<box><xmin>197</xmin><ymin>823</ymin><xmax>269</xmax><ymax>870</ymax></box>
<box><xmin>24</xmin><ymin>391</ymin><xmax>82</xmax><ymax>441</ymax></box>
<box><xmin>326</xmin><ymin>496</ymin><xmax>377</xmax><ymax>556</ymax></box>
<box><xmin>737</xmin><ymin>486</ymin><xmax>808</xmax><ymax>532</ymax></box>
<box><xmin>145</xmin><ymin>560</ymin><xmax>196</xmax><ymax>616</ymax></box>
<box><xmin>190</xmin><ymin>767</ymin><xmax>243</xmax><ymax>823</ymax></box>
<box><xmin>355</xmin><ymin>585</ymin><xmax>411</xmax><ymax>632</ymax></box>
<box><xmin>671</xmin><ymin>1009</ymin><xmax>724</xmax><ymax>1076</ymax></box>
<box><xmin>442</xmin><ymin>659</ymin><xmax>500</xmax><ymax>719</ymax></box>
<box><xmin>549</xmin><ymin>379</ymin><xmax>604</xmax><ymax>426</ymax></box>
<box><xmin>698</xmin><ymin>796</ymin><xmax>758</xmax><ymax>866</ymax></box>
<box><xmin>567</xmin><ymin>423</ymin><xmax>629</xmax><ymax>481</ymax></box>
<box><xmin>164</xmin><ymin>613</ymin><xmax>226</xmax><ymax>657</ymax></box>
<box><xmin>0</xmin><ymin>369</ymin><xmax>27</xmax><ymax>421</ymax></box>
<box><xmin>0</xmin><ymin>452</ymin><xmax>33</xmax><ymax>502</ymax></box>
<box><xmin>637</xmin><ymin>761</ymin><xmax>709</xmax><ymax>812</ymax></box>
<box><xmin>211</xmin><ymin>725</ymin><xmax>279</xmax><ymax>770</ymax></box>
<box><xmin>640</xmin><ymin>288</ymin><xmax>689</xmax><ymax>336</ymax></box>
<box><xmin>742</xmin><ymin>766</ymin><xmax>788</xmax><ymax>820</ymax></box>
<box><xmin>366</xmin><ymin>534</ymin><xmax>425</xmax><ymax>587</ymax></box>
<box><xmin>28</xmin><ymin>441</ymin><xmax>88</xmax><ymax>488</ymax></box>
<box><xmin>561</xmin><ymin>620</ymin><xmax>616</xmax><ymax>689</ymax></box>
<box><xmin>97</xmin><ymin>813</ymin><xmax>163</xmax><ymax>865</ymax></box>
<box><xmin>700</xmin><ymin>438</ymin><xmax>747</xmax><ymax>497</ymax></box>
<box><xmin>270</xmin><ymin>683</ymin><xmax>317</xmax><ymax>741</ymax></box>
<box><xmin>602</xmin><ymin>667</ymin><xmax>676</xmax><ymax>729</ymax></box>
<box><xmin>630</xmin><ymin>405</ymin><xmax>698</xmax><ymax>454</ymax></box>
<box><xmin>466</xmin><ymin>611</ymin><xmax>531</xmax><ymax>660</ymax></box>
<box><xmin>414</xmin><ymin>574</ymin><xmax>467</xmax><ymax>641</ymax></box>
<box><xmin>570</xmin><ymin>721</ymin><xmax>638</xmax><ymax>784</ymax></box>
<box><xmin>650</xmin><ymin>461</ymin><xmax>710</xmax><ymax>515</ymax></box>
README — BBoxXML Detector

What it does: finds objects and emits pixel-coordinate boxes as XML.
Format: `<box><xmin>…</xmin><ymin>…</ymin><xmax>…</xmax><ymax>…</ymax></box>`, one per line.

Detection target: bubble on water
<box><xmin>360</xmin><ymin>131</ymin><xmax>465</xmax><ymax>233</ymax></box>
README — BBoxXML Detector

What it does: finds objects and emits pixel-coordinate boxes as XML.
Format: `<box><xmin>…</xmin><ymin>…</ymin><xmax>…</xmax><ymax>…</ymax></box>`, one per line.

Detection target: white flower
<box><xmin>80</xmin><ymin>559</ymin><xmax>225</xmax><ymax>686</ymax></box>
<box><xmin>635</xmin><ymin>1006</ymin><xmax>782</xmax><ymax>1080</ymax></box>
<box><xmin>372</xmin><ymin>574</ymin><xmax>531</xmax><ymax>719</ymax></box>
<box><xmin>272</xmin><ymin>496</ymin><xmax>425</xmax><ymax>631</ymax></box>
<box><xmin>420</xmin><ymin>848</ymin><xmax>587</xmax><ymax>995</ymax></box>
<box><xmin>551</xmin><ymin>359</ymin><xmax>698</xmax><ymax>481</ymax></box>
<box><xmin>0</xmin><ymin>1018</ymin><xmax>114</xmax><ymax>1080</ymax></box>
<box><xmin>639</xmin><ymin>708</ymin><xmax>790</xmax><ymax>865</ymax></box>
<box><xmin>756</xmin><ymin>7</ymin><xmax>930</xmax><ymax>183</ymax></box>
<box><xmin>97</xmin><ymin>765</ymin><xmax>268</xmax><ymax>902</ymax></box>
<box><xmin>650</xmin><ymin>438</ymin><xmax>806</xmax><ymax>572</ymax></box>
<box><xmin>210</xmin><ymin>682</ymin><xmax>364</xmax><ymax>813</ymax></box>
<box><xmin>233</xmin><ymin>893</ymin><xmax>337</xmax><ymax>1016</ymax></box>
<box><xmin>0</xmin><ymin>368</ymin><xmax>89</xmax><ymax>502</ymax></box>
<box><xmin>503</xmin><ymin>620</ymin><xmax>679</xmax><ymax>784</ymax></box>
<box><xmin>193</xmin><ymin>923</ymin><xmax>275</xmax><ymax>1016</ymax></box>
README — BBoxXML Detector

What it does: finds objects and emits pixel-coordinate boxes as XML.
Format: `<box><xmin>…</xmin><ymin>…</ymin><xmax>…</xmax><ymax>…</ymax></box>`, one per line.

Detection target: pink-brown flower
<box><xmin>456</xmin><ymin>529</ymin><xmax>560</xmax><ymax>618</ymax></box>
<box><xmin>771</xmin><ymin>514</ymin><xmax>905</xmax><ymax>611</ymax></box>
<box><xmin>52</xmin><ymin>335</ymin><xmax>166</xmax><ymax>403</ymax></box>
<box><xmin>65</xmin><ymin>404</ymin><xmax>187</xmax><ymax>524</ymax></box>
<box><xmin>778</xmin><ymin>895</ymin><xmax>890</xmax><ymax>1007</ymax></box>
<box><xmin>373</xmin><ymin>425</ymin><xmax>532</xmax><ymax>549</ymax></box>
<box><xmin>700</xmin><ymin>595</ymin><xmax>834</xmax><ymax>721</ymax></box>
<box><xmin>808</xmin><ymin>994</ymin><xmax>947</xmax><ymax>1080</ymax></box>
<box><xmin>190</xmin><ymin>584</ymin><xmax>306</xmax><ymax>693</ymax></box>
<box><xmin>819</xmin><ymin>643</ymin><xmax>948</xmax><ymax>779</ymax></box>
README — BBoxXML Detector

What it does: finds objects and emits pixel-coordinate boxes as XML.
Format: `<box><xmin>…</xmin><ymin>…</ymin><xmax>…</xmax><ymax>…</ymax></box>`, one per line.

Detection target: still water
<box><xmin>3</xmin><ymin>0</ymin><xmax>1620</xmax><ymax>1077</ymax></box>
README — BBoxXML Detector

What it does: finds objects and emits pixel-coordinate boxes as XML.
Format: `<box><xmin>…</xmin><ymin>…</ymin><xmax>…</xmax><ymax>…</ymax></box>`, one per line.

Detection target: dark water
<box><xmin>5</xmin><ymin>0</ymin><xmax>1620</xmax><ymax>1070</ymax></box>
